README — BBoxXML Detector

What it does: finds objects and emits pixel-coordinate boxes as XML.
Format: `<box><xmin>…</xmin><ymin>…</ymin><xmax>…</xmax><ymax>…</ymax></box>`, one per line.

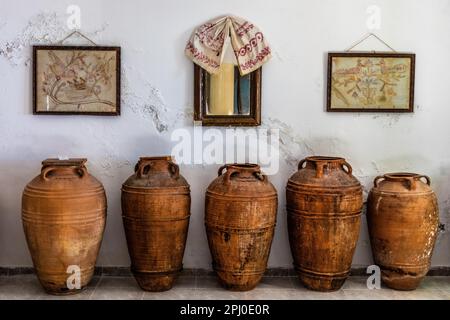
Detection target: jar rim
<box><xmin>42</xmin><ymin>158</ymin><xmax>87</xmax><ymax>167</ymax></box>
<box><xmin>306</xmin><ymin>156</ymin><xmax>344</xmax><ymax>162</ymax></box>
<box><xmin>139</xmin><ymin>156</ymin><xmax>173</xmax><ymax>161</ymax></box>
<box><xmin>384</xmin><ymin>172</ymin><xmax>421</xmax><ymax>179</ymax></box>
<box><xmin>227</xmin><ymin>163</ymin><xmax>260</xmax><ymax>169</ymax></box>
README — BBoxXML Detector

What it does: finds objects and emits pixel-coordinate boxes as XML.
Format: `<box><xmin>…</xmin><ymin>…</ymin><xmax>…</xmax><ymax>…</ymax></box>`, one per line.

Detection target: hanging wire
<box><xmin>345</xmin><ymin>33</ymin><xmax>396</xmax><ymax>52</ymax></box>
<box><xmin>57</xmin><ymin>30</ymin><xmax>97</xmax><ymax>46</ymax></box>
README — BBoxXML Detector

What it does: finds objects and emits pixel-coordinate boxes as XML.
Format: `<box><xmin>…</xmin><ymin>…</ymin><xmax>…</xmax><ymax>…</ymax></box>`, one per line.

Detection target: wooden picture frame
<box><xmin>194</xmin><ymin>64</ymin><xmax>261</xmax><ymax>126</ymax></box>
<box><xmin>327</xmin><ymin>52</ymin><xmax>415</xmax><ymax>112</ymax></box>
<box><xmin>33</xmin><ymin>45</ymin><xmax>121</xmax><ymax>115</ymax></box>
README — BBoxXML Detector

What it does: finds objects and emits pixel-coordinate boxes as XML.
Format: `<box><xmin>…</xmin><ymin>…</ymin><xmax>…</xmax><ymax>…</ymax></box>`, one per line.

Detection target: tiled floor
<box><xmin>0</xmin><ymin>275</ymin><xmax>449</xmax><ymax>300</ymax></box>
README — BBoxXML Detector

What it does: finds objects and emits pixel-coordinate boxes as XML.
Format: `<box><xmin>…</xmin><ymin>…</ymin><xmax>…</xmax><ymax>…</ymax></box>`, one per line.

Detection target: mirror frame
<box><xmin>193</xmin><ymin>64</ymin><xmax>261</xmax><ymax>126</ymax></box>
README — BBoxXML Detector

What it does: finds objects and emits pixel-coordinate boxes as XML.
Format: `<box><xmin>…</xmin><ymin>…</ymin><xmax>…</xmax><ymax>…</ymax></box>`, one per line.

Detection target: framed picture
<box><xmin>194</xmin><ymin>64</ymin><xmax>261</xmax><ymax>126</ymax></box>
<box><xmin>33</xmin><ymin>46</ymin><xmax>121</xmax><ymax>115</ymax></box>
<box><xmin>327</xmin><ymin>52</ymin><xmax>415</xmax><ymax>112</ymax></box>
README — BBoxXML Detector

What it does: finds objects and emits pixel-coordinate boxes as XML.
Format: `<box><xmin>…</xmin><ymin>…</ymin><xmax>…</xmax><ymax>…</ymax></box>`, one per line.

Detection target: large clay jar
<box><xmin>122</xmin><ymin>156</ymin><xmax>190</xmax><ymax>291</ymax></box>
<box><xmin>286</xmin><ymin>156</ymin><xmax>363</xmax><ymax>291</ymax></box>
<box><xmin>22</xmin><ymin>158</ymin><xmax>106</xmax><ymax>295</ymax></box>
<box><xmin>367</xmin><ymin>173</ymin><xmax>439</xmax><ymax>290</ymax></box>
<box><xmin>205</xmin><ymin>164</ymin><xmax>277</xmax><ymax>291</ymax></box>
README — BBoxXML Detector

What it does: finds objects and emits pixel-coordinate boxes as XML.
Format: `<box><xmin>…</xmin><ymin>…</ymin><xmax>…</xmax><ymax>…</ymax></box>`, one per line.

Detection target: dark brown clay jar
<box><xmin>367</xmin><ymin>173</ymin><xmax>439</xmax><ymax>290</ymax></box>
<box><xmin>205</xmin><ymin>164</ymin><xmax>277</xmax><ymax>291</ymax></box>
<box><xmin>121</xmin><ymin>156</ymin><xmax>190</xmax><ymax>292</ymax></box>
<box><xmin>22</xmin><ymin>159</ymin><xmax>106</xmax><ymax>295</ymax></box>
<box><xmin>286</xmin><ymin>156</ymin><xmax>363</xmax><ymax>291</ymax></box>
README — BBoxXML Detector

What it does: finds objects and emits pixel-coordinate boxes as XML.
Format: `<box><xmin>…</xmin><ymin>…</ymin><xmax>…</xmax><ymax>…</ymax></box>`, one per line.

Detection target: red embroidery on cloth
<box><xmin>195</xmin><ymin>23</ymin><xmax>225</xmax><ymax>52</ymax></box>
<box><xmin>235</xmin><ymin>21</ymin><xmax>254</xmax><ymax>36</ymax></box>
<box><xmin>186</xmin><ymin>41</ymin><xmax>220</xmax><ymax>70</ymax></box>
<box><xmin>235</xmin><ymin>32</ymin><xmax>264</xmax><ymax>56</ymax></box>
<box><xmin>240</xmin><ymin>46</ymin><xmax>271</xmax><ymax>71</ymax></box>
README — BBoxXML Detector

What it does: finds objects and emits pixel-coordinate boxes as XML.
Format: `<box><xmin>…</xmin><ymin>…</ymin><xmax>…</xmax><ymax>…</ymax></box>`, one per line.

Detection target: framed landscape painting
<box><xmin>327</xmin><ymin>52</ymin><xmax>415</xmax><ymax>112</ymax></box>
<box><xmin>33</xmin><ymin>46</ymin><xmax>121</xmax><ymax>115</ymax></box>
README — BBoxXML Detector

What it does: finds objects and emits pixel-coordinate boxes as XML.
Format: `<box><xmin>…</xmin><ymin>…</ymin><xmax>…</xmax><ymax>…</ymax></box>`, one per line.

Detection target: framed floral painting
<box><xmin>33</xmin><ymin>46</ymin><xmax>120</xmax><ymax>115</ymax></box>
<box><xmin>327</xmin><ymin>52</ymin><xmax>415</xmax><ymax>112</ymax></box>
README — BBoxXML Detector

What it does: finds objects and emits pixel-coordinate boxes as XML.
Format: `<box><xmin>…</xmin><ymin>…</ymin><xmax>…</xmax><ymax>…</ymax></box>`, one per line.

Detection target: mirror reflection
<box><xmin>205</xmin><ymin>64</ymin><xmax>251</xmax><ymax>116</ymax></box>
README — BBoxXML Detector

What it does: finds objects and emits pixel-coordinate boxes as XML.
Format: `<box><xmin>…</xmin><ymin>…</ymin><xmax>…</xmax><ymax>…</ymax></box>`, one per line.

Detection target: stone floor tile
<box><xmin>1</xmin><ymin>275</ymin><xmax>449</xmax><ymax>300</ymax></box>
<box><xmin>90</xmin><ymin>286</ymin><xmax>144</xmax><ymax>300</ymax></box>
<box><xmin>191</xmin><ymin>289</ymin><xmax>252</xmax><ymax>300</ymax></box>
<box><xmin>342</xmin><ymin>276</ymin><xmax>370</xmax><ymax>290</ymax></box>
<box><xmin>97</xmin><ymin>276</ymin><xmax>139</xmax><ymax>288</ymax></box>
<box><xmin>255</xmin><ymin>276</ymin><xmax>295</xmax><ymax>290</ymax></box>
<box><xmin>417</xmin><ymin>277</ymin><xmax>450</xmax><ymax>291</ymax></box>
<box><xmin>288</xmin><ymin>290</ymin><xmax>346</xmax><ymax>300</ymax></box>
<box><xmin>245</xmin><ymin>289</ymin><xmax>295</xmax><ymax>300</ymax></box>
<box><xmin>0</xmin><ymin>274</ymin><xmax>39</xmax><ymax>287</ymax></box>
<box><xmin>290</xmin><ymin>278</ymin><xmax>312</xmax><ymax>291</ymax></box>
<box><xmin>87</xmin><ymin>276</ymin><xmax>101</xmax><ymax>288</ymax></box>
<box><xmin>32</xmin><ymin>288</ymin><xmax>95</xmax><ymax>300</ymax></box>
<box><xmin>196</xmin><ymin>276</ymin><xmax>222</xmax><ymax>289</ymax></box>
<box><xmin>143</xmin><ymin>289</ymin><xmax>198</xmax><ymax>300</ymax></box>
<box><xmin>382</xmin><ymin>289</ymin><xmax>450</xmax><ymax>300</ymax></box>
<box><xmin>172</xmin><ymin>276</ymin><xmax>196</xmax><ymax>289</ymax></box>
<box><xmin>341</xmin><ymin>289</ymin><xmax>392</xmax><ymax>300</ymax></box>
<box><xmin>0</xmin><ymin>284</ymin><xmax>42</xmax><ymax>300</ymax></box>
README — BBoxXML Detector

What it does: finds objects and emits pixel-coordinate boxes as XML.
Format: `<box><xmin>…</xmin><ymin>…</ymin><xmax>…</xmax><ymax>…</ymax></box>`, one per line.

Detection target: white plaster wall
<box><xmin>0</xmin><ymin>0</ymin><xmax>449</xmax><ymax>268</ymax></box>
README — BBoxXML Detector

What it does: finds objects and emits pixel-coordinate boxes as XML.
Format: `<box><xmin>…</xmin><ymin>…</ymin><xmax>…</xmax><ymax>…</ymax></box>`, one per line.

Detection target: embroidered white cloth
<box><xmin>185</xmin><ymin>15</ymin><xmax>272</xmax><ymax>75</ymax></box>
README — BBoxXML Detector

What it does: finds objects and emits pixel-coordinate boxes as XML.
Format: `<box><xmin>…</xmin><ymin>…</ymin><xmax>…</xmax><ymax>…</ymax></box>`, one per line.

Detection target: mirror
<box><xmin>194</xmin><ymin>65</ymin><xmax>261</xmax><ymax>126</ymax></box>
<box><xmin>193</xmin><ymin>37</ymin><xmax>261</xmax><ymax>126</ymax></box>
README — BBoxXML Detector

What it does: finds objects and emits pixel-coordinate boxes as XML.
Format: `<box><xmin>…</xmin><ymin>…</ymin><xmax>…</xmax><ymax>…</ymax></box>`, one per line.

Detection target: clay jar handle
<box><xmin>41</xmin><ymin>165</ymin><xmax>87</xmax><ymax>181</ymax></box>
<box><xmin>341</xmin><ymin>161</ymin><xmax>353</xmax><ymax>175</ymax></box>
<box><xmin>393</xmin><ymin>175</ymin><xmax>430</xmax><ymax>190</ymax></box>
<box><xmin>374</xmin><ymin>174</ymin><xmax>430</xmax><ymax>190</ymax></box>
<box><xmin>168</xmin><ymin>161</ymin><xmax>180</xmax><ymax>179</ymax></box>
<box><xmin>136</xmin><ymin>160</ymin><xmax>179</xmax><ymax>179</ymax></box>
<box><xmin>136</xmin><ymin>160</ymin><xmax>152</xmax><ymax>178</ymax></box>
<box><xmin>254</xmin><ymin>171</ymin><xmax>267</xmax><ymax>183</ymax></box>
<box><xmin>419</xmin><ymin>175</ymin><xmax>431</xmax><ymax>186</ymax></box>
<box><xmin>218</xmin><ymin>164</ymin><xmax>229</xmax><ymax>177</ymax></box>
<box><xmin>219</xmin><ymin>165</ymin><xmax>266</xmax><ymax>185</ymax></box>
<box><xmin>298</xmin><ymin>158</ymin><xmax>307</xmax><ymax>170</ymax></box>
<box><xmin>223</xmin><ymin>167</ymin><xmax>240</xmax><ymax>185</ymax></box>
<box><xmin>373</xmin><ymin>175</ymin><xmax>386</xmax><ymax>188</ymax></box>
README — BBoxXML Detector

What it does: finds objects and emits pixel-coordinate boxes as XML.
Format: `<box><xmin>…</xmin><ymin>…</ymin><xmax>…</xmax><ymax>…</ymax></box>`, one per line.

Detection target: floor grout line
<box><xmin>89</xmin><ymin>274</ymin><xmax>103</xmax><ymax>300</ymax></box>
<box><xmin>1</xmin><ymin>274</ymin><xmax>450</xmax><ymax>300</ymax></box>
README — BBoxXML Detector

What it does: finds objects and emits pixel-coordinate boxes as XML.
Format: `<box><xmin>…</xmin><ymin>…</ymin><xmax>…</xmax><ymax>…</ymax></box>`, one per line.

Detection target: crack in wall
<box><xmin>370</xmin><ymin>113</ymin><xmax>407</xmax><ymax>128</ymax></box>
<box><xmin>0</xmin><ymin>12</ymin><xmax>107</xmax><ymax>66</ymax></box>
<box><xmin>96</xmin><ymin>154</ymin><xmax>132</xmax><ymax>178</ymax></box>
<box><xmin>122</xmin><ymin>83</ymin><xmax>170</xmax><ymax>133</ymax></box>
<box><xmin>262</xmin><ymin>116</ymin><xmax>315</xmax><ymax>168</ymax></box>
<box><xmin>121</xmin><ymin>68</ymin><xmax>191</xmax><ymax>133</ymax></box>
<box><xmin>0</xmin><ymin>12</ymin><xmax>67</xmax><ymax>66</ymax></box>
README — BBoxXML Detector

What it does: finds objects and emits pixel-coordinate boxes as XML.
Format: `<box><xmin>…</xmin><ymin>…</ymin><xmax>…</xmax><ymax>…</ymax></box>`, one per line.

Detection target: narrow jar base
<box><xmin>297</xmin><ymin>271</ymin><xmax>347</xmax><ymax>292</ymax></box>
<box><xmin>43</xmin><ymin>286</ymin><xmax>87</xmax><ymax>296</ymax></box>
<box><xmin>133</xmin><ymin>272</ymin><xmax>177</xmax><ymax>292</ymax></box>
<box><xmin>216</xmin><ymin>271</ymin><xmax>262</xmax><ymax>291</ymax></box>
<box><xmin>382</xmin><ymin>272</ymin><xmax>424</xmax><ymax>291</ymax></box>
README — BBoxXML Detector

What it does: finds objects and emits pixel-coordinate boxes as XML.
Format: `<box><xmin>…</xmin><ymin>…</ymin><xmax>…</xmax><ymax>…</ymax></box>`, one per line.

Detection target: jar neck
<box><xmin>384</xmin><ymin>173</ymin><xmax>420</xmax><ymax>182</ymax></box>
<box><xmin>227</xmin><ymin>164</ymin><xmax>261</xmax><ymax>178</ymax></box>
<box><xmin>305</xmin><ymin>156</ymin><xmax>345</xmax><ymax>170</ymax></box>
<box><xmin>40</xmin><ymin>158</ymin><xmax>87</xmax><ymax>180</ymax></box>
<box><xmin>42</xmin><ymin>158</ymin><xmax>87</xmax><ymax>168</ymax></box>
<box><xmin>136</xmin><ymin>156</ymin><xmax>174</xmax><ymax>175</ymax></box>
